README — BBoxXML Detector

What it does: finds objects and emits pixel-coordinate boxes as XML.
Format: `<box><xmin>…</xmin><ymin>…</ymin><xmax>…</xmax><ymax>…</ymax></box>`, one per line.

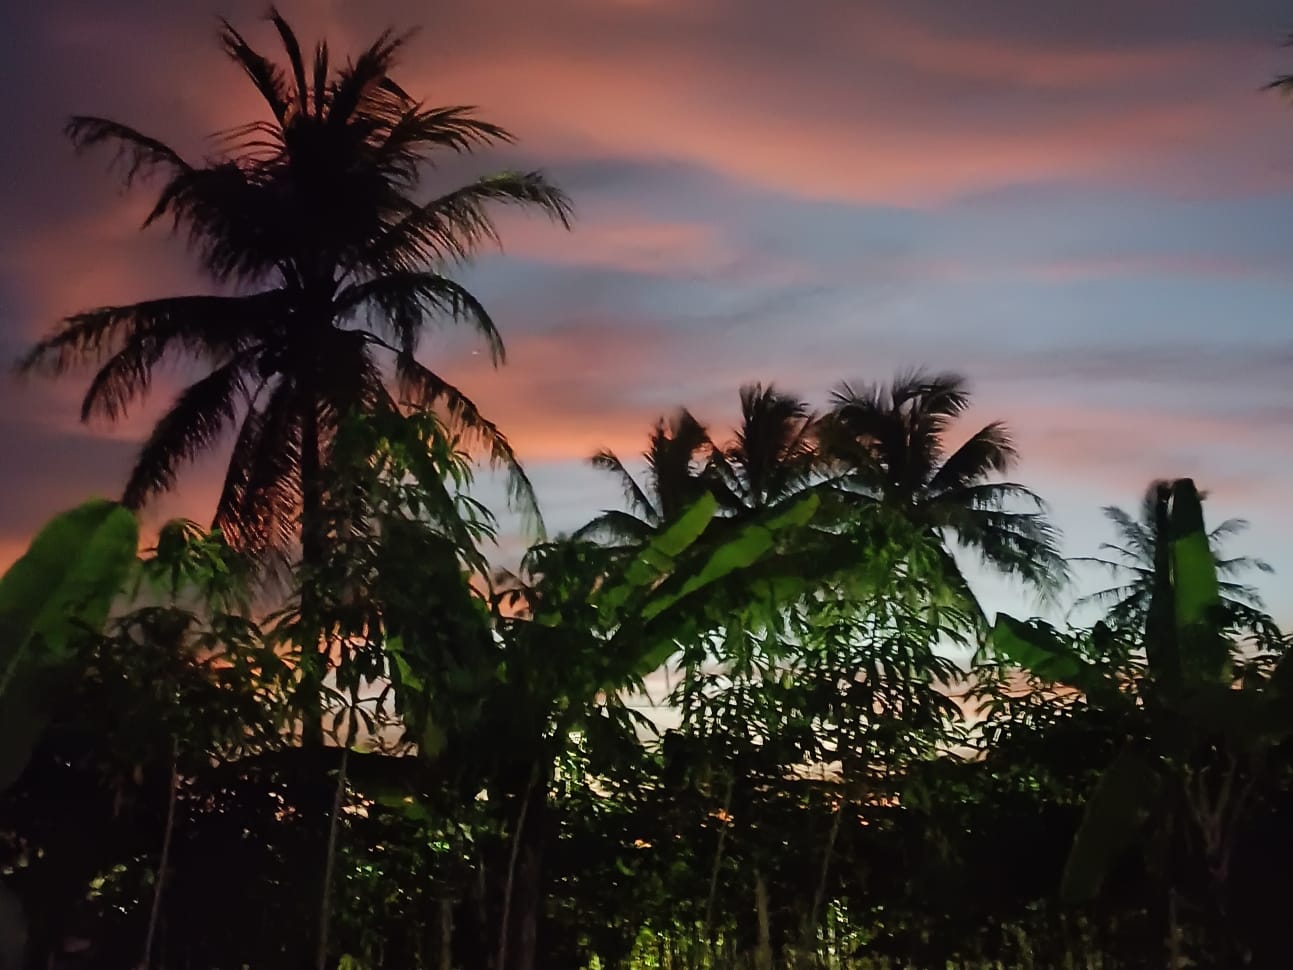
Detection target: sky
<box><xmin>0</xmin><ymin>0</ymin><xmax>1290</xmax><ymax>626</ymax></box>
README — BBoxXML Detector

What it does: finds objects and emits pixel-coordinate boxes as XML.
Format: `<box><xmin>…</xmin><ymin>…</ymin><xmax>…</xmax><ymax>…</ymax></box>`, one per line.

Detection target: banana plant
<box><xmin>991</xmin><ymin>479</ymin><xmax>1287</xmax><ymax>954</ymax></box>
<box><xmin>0</xmin><ymin>499</ymin><xmax>139</xmax><ymax>967</ymax></box>
<box><xmin>0</xmin><ymin>499</ymin><xmax>139</xmax><ymax>788</ymax></box>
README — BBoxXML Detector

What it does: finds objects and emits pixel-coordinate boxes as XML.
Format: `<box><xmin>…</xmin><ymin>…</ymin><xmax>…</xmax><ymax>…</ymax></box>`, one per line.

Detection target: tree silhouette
<box><xmin>578</xmin><ymin>409</ymin><xmax>713</xmax><ymax>543</ymax></box>
<box><xmin>821</xmin><ymin>370</ymin><xmax>1066</xmax><ymax>604</ymax></box>
<box><xmin>1074</xmin><ymin>479</ymin><xmax>1272</xmax><ymax>629</ymax></box>
<box><xmin>707</xmin><ymin>383</ymin><xmax>821</xmax><ymax>514</ymax></box>
<box><xmin>19</xmin><ymin>10</ymin><xmax>571</xmax><ymax>561</ymax></box>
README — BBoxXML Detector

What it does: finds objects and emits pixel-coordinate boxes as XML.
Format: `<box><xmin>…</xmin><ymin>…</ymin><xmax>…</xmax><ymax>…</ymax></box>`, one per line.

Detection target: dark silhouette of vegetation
<box><xmin>822</xmin><ymin>371</ymin><xmax>1067</xmax><ymax>603</ymax></box>
<box><xmin>1074</xmin><ymin>478</ymin><xmax>1272</xmax><ymax>629</ymax></box>
<box><xmin>18</xmin><ymin>9</ymin><xmax>570</xmax><ymax>562</ymax></box>
<box><xmin>2</xmin><ymin>11</ymin><xmax>1292</xmax><ymax>970</ymax></box>
<box><xmin>578</xmin><ymin>408</ymin><xmax>713</xmax><ymax>544</ymax></box>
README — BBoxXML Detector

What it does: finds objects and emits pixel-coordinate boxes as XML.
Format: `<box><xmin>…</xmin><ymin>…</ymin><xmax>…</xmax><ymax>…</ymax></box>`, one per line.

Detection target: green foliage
<box><xmin>20</xmin><ymin>11</ymin><xmax>570</xmax><ymax>556</ymax></box>
<box><xmin>1060</xmin><ymin>744</ymin><xmax>1161</xmax><ymax>903</ymax></box>
<box><xmin>6</xmin><ymin>19</ymin><xmax>1289</xmax><ymax>959</ymax></box>
<box><xmin>0</xmin><ymin>500</ymin><xmax>138</xmax><ymax>790</ymax></box>
<box><xmin>991</xmin><ymin>615</ymin><xmax>1096</xmax><ymax>689</ymax></box>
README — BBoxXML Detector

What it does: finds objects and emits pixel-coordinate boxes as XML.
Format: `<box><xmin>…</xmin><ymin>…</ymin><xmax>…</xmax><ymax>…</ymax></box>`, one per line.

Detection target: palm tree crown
<box><xmin>19</xmin><ymin>10</ymin><xmax>571</xmax><ymax>557</ymax></box>
<box><xmin>821</xmin><ymin>370</ymin><xmax>1066</xmax><ymax>595</ymax></box>
<box><xmin>708</xmin><ymin>383</ymin><xmax>820</xmax><ymax>514</ymax></box>
<box><xmin>578</xmin><ymin>409</ymin><xmax>713</xmax><ymax>544</ymax></box>
<box><xmin>1075</xmin><ymin>480</ymin><xmax>1273</xmax><ymax>628</ymax></box>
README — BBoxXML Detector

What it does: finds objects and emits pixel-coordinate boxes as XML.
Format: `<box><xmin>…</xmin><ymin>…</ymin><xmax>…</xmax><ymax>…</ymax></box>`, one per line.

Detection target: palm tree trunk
<box><xmin>299</xmin><ymin>397</ymin><xmax>326</xmax><ymax>750</ymax></box>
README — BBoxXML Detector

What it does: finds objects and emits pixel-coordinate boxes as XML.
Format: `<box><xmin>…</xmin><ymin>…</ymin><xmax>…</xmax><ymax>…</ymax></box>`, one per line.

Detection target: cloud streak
<box><xmin>0</xmin><ymin>0</ymin><xmax>1290</xmax><ymax>620</ymax></box>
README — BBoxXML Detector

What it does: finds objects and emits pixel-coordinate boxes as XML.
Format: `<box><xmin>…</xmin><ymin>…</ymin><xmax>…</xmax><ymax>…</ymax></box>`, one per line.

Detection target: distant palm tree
<box><xmin>707</xmin><ymin>383</ymin><xmax>821</xmax><ymax>514</ymax></box>
<box><xmin>19</xmin><ymin>10</ymin><xmax>571</xmax><ymax>560</ymax></box>
<box><xmin>821</xmin><ymin>370</ymin><xmax>1066</xmax><ymax>602</ymax></box>
<box><xmin>1075</xmin><ymin>480</ymin><xmax>1272</xmax><ymax>629</ymax></box>
<box><xmin>578</xmin><ymin>409</ymin><xmax>713</xmax><ymax>544</ymax></box>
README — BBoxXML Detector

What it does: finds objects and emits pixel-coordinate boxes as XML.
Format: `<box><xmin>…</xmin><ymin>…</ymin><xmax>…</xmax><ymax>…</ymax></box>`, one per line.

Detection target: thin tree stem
<box><xmin>497</xmin><ymin>762</ymin><xmax>540</xmax><ymax>970</ymax></box>
<box><xmin>754</xmin><ymin>868</ymin><xmax>773</xmax><ymax>970</ymax></box>
<box><xmin>438</xmin><ymin>897</ymin><xmax>453</xmax><ymax>970</ymax></box>
<box><xmin>807</xmin><ymin>791</ymin><xmax>847</xmax><ymax>963</ymax></box>
<box><xmin>316</xmin><ymin>743</ymin><xmax>350</xmax><ymax>970</ymax></box>
<box><xmin>140</xmin><ymin>737</ymin><xmax>180</xmax><ymax>970</ymax></box>
<box><xmin>703</xmin><ymin>776</ymin><xmax>735</xmax><ymax>951</ymax></box>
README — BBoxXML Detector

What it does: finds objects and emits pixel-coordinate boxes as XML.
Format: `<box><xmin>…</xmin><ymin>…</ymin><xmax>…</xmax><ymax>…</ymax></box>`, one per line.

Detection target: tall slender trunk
<box><xmin>316</xmin><ymin>745</ymin><xmax>350</xmax><ymax>970</ymax></box>
<box><xmin>298</xmin><ymin>396</ymin><xmax>326</xmax><ymax>750</ymax></box>
<box><xmin>497</xmin><ymin>765</ymin><xmax>542</xmax><ymax>970</ymax></box>
<box><xmin>753</xmin><ymin>869</ymin><xmax>773</xmax><ymax>970</ymax></box>
<box><xmin>1167</xmin><ymin>887</ymin><xmax>1184</xmax><ymax>970</ymax></box>
<box><xmin>140</xmin><ymin>739</ymin><xmax>180</xmax><ymax>970</ymax></box>
<box><xmin>806</xmin><ymin>793</ymin><xmax>847</xmax><ymax>966</ymax></box>
<box><xmin>703</xmin><ymin>777</ymin><xmax>734</xmax><ymax>956</ymax></box>
<box><xmin>438</xmin><ymin>898</ymin><xmax>453</xmax><ymax>970</ymax></box>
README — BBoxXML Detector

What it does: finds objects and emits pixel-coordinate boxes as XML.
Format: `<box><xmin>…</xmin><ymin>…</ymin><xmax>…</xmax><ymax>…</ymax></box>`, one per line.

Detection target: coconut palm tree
<box><xmin>821</xmin><ymin>370</ymin><xmax>1066</xmax><ymax>602</ymax></box>
<box><xmin>1074</xmin><ymin>480</ymin><xmax>1272</xmax><ymax>629</ymax></box>
<box><xmin>19</xmin><ymin>10</ymin><xmax>571</xmax><ymax>561</ymax></box>
<box><xmin>577</xmin><ymin>409</ymin><xmax>713</xmax><ymax>543</ymax></box>
<box><xmin>707</xmin><ymin>383</ymin><xmax>821</xmax><ymax>514</ymax></box>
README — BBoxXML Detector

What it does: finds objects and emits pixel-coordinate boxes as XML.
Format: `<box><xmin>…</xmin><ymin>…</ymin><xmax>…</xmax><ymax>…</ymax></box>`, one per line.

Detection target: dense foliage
<box><xmin>3</xmin><ymin>11</ymin><xmax>1290</xmax><ymax>970</ymax></box>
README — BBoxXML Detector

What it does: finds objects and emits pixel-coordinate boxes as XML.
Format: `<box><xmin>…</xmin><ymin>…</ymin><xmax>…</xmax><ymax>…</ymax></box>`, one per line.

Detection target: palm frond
<box><xmin>572</xmin><ymin>509</ymin><xmax>657</xmax><ymax>545</ymax></box>
<box><xmin>1071</xmin><ymin>550</ymin><xmax>1152</xmax><ymax>575</ymax></box>
<box><xmin>394</xmin><ymin>354</ymin><xmax>542</xmax><ymax>534</ymax></box>
<box><xmin>122</xmin><ymin>355</ymin><xmax>254</xmax><ymax>509</ymax></box>
<box><xmin>1218</xmin><ymin>579</ymin><xmax>1268</xmax><ymax>609</ymax></box>
<box><xmin>19</xmin><ymin>294</ymin><xmax>281</xmax><ymax>424</ymax></box>
<box><xmin>361</xmin><ymin>172</ymin><xmax>573</xmax><ymax>274</ymax></box>
<box><xmin>1073</xmin><ymin>580</ymin><xmax>1149</xmax><ymax>609</ymax></box>
<box><xmin>18</xmin><ymin>294</ymin><xmax>268</xmax><ymax>376</ymax></box>
<box><xmin>312</xmin><ymin>40</ymin><xmax>330</xmax><ymax>118</ymax></box>
<box><xmin>141</xmin><ymin>163</ymin><xmax>275</xmax><ymax>283</ymax></box>
<box><xmin>1215</xmin><ymin>553</ymin><xmax>1275</xmax><ymax>577</ymax></box>
<box><xmin>1207</xmin><ymin>516</ymin><xmax>1251</xmax><ymax>542</ymax></box>
<box><xmin>1101</xmin><ymin>504</ymin><xmax>1156</xmax><ymax>563</ymax></box>
<box><xmin>723</xmin><ymin>383</ymin><xmax>818</xmax><ymax>510</ymax></box>
<box><xmin>930</xmin><ymin>481</ymin><xmax>1048</xmax><ymax>515</ymax></box>
<box><xmin>336</xmin><ymin>272</ymin><xmax>504</xmax><ymax>363</ymax></box>
<box><xmin>645</xmin><ymin>409</ymin><xmax>712</xmax><ymax>521</ymax></box>
<box><xmin>327</xmin><ymin>27</ymin><xmax>413</xmax><ymax>129</ymax></box>
<box><xmin>928</xmin><ymin>421</ymin><xmax>1016</xmax><ymax>494</ymax></box>
<box><xmin>267</xmin><ymin>7</ymin><xmax>310</xmax><ymax>116</ymax></box>
<box><xmin>378</xmin><ymin>105</ymin><xmax>516</xmax><ymax>162</ymax></box>
<box><xmin>215</xmin><ymin>379</ymin><xmax>303</xmax><ymax>557</ymax></box>
<box><xmin>943</xmin><ymin>504</ymin><xmax>1069</xmax><ymax>595</ymax></box>
<box><xmin>590</xmin><ymin>450</ymin><xmax>657</xmax><ymax>521</ymax></box>
<box><xmin>219</xmin><ymin>18</ymin><xmax>292</xmax><ymax>124</ymax></box>
<box><xmin>64</xmin><ymin>116</ymin><xmax>191</xmax><ymax>186</ymax></box>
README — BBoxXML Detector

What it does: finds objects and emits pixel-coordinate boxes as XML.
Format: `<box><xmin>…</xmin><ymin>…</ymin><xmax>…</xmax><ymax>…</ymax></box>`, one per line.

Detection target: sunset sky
<box><xmin>1</xmin><ymin>0</ymin><xmax>1291</xmax><ymax>624</ymax></box>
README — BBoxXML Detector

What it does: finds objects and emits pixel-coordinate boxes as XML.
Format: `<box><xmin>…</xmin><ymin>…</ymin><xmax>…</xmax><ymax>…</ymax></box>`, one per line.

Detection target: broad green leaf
<box><xmin>607</xmin><ymin>498</ymin><xmax>820</xmax><ymax>683</ymax></box>
<box><xmin>649</xmin><ymin>491</ymin><xmax>720</xmax><ymax>560</ymax></box>
<box><xmin>0</xmin><ymin>500</ymin><xmax>138</xmax><ymax>687</ymax></box>
<box><xmin>599</xmin><ymin>494</ymin><xmax>718</xmax><ymax>615</ymax></box>
<box><xmin>991</xmin><ymin>614</ymin><xmax>1085</xmax><ymax>684</ymax></box>
<box><xmin>1168</xmin><ymin>479</ymin><xmax>1220</xmax><ymax>630</ymax></box>
<box><xmin>1168</xmin><ymin>479</ymin><xmax>1227</xmax><ymax>683</ymax></box>
<box><xmin>0</xmin><ymin>500</ymin><xmax>138</xmax><ymax>790</ymax></box>
<box><xmin>1061</xmin><ymin>745</ymin><xmax>1161</xmax><ymax>903</ymax></box>
<box><xmin>657</xmin><ymin>494</ymin><xmax>820</xmax><ymax>616</ymax></box>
